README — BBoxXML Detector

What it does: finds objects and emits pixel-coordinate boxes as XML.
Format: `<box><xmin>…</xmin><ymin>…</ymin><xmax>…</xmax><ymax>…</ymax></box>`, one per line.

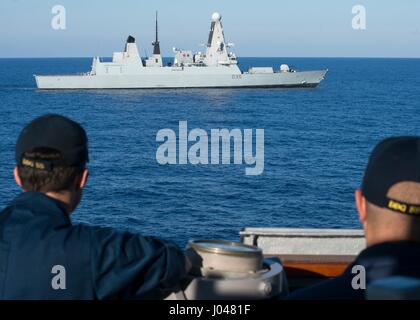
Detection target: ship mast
<box><xmin>152</xmin><ymin>11</ymin><xmax>161</xmax><ymax>55</ymax></box>
<box><xmin>204</xmin><ymin>12</ymin><xmax>234</xmax><ymax>66</ymax></box>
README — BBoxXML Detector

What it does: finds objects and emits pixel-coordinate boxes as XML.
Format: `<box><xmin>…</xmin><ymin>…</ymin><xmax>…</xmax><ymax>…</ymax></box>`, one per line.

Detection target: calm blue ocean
<box><xmin>0</xmin><ymin>58</ymin><xmax>419</xmax><ymax>247</ymax></box>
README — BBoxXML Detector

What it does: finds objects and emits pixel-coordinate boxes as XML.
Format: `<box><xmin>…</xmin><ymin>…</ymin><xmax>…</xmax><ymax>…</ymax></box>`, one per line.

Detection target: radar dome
<box><xmin>211</xmin><ymin>12</ymin><xmax>221</xmax><ymax>22</ymax></box>
<box><xmin>280</xmin><ymin>64</ymin><xmax>290</xmax><ymax>72</ymax></box>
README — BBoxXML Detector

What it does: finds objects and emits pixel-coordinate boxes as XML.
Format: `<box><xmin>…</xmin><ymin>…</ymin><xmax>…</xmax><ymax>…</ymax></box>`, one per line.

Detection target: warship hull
<box><xmin>35</xmin><ymin>69</ymin><xmax>327</xmax><ymax>90</ymax></box>
<box><xmin>35</xmin><ymin>12</ymin><xmax>328</xmax><ymax>90</ymax></box>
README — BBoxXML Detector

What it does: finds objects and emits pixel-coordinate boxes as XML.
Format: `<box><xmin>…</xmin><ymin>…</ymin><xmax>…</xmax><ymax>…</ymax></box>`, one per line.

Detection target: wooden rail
<box><xmin>269</xmin><ymin>254</ymin><xmax>355</xmax><ymax>289</ymax></box>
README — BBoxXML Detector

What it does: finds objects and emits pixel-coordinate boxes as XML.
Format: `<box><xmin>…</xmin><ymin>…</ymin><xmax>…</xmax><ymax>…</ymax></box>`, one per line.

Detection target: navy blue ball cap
<box><xmin>15</xmin><ymin>114</ymin><xmax>89</xmax><ymax>169</ymax></box>
<box><xmin>361</xmin><ymin>136</ymin><xmax>420</xmax><ymax>216</ymax></box>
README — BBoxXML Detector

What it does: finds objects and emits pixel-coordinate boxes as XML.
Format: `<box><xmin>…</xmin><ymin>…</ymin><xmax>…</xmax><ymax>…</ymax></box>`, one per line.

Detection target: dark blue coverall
<box><xmin>0</xmin><ymin>192</ymin><xmax>186</xmax><ymax>299</ymax></box>
<box><xmin>288</xmin><ymin>241</ymin><xmax>420</xmax><ymax>300</ymax></box>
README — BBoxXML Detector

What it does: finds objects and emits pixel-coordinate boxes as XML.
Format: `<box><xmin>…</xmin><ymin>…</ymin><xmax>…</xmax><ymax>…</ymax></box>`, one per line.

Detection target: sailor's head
<box><xmin>211</xmin><ymin>12</ymin><xmax>221</xmax><ymax>22</ymax></box>
<box><xmin>355</xmin><ymin>137</ymin><xmax>420</xmax><ymax>246</ymax></box>
<box><xmin>14</xmin><ymin>114</ymin><xmax>89</xmax><ymax>214</ymax></box>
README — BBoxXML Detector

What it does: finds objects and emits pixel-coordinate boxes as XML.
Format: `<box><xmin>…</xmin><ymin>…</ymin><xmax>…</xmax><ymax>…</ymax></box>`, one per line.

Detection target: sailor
<box><xmin>289</xmin><ymin>136</ymin><xmax>420</xmax><ymax>300</ymax></box>
<box><xmin>0</xmin><ymin>114</ymin><xmax>189</xmax><ymax>299</ymax></box>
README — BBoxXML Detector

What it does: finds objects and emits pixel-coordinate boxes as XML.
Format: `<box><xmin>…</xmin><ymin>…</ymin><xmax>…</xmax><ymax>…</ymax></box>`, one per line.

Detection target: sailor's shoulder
<box><xmin>287</xmin><ymin>272</ymin><xmax>361</xmax><ymax>300</ymax></box>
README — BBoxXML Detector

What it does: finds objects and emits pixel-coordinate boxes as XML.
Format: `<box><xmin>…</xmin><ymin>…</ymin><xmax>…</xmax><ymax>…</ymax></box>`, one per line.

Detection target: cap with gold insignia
<box><xmin>362</xmin><ymin>136</ymin><xmax>420</xmax><ymax>216</ymax></box>
<box><xmin>15</xmin><ymin>114</ymin><xmax>88</xmax><ymax>171</ymax></box>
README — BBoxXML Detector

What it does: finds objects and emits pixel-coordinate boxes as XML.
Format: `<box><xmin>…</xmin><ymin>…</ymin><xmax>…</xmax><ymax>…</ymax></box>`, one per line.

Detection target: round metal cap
<box><xmin>187</xmin><ymin>240</ymin><xmax>262</xmax><ymax>258</ymax></box>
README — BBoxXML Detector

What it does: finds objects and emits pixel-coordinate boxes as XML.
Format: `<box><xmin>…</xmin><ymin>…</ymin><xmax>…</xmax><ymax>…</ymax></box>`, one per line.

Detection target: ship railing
<box><xmin>240</xmin><ymin>227</ymin><xmax>365</xmax><ymax>289</ymax></box>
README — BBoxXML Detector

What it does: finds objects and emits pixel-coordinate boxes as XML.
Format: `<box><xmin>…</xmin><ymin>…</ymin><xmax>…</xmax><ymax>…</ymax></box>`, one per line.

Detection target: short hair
<box><xmin>17</xmin><ymin>147</ymin><xmax>84</xmax><ymax>193</ymax></box>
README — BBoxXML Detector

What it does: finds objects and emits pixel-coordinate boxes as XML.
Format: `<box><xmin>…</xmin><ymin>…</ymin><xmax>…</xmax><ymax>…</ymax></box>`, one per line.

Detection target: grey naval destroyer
<box><xmin>35</xmin><ymin>12</ymin><xmax>328</xmax><ymax>89</ymax></box>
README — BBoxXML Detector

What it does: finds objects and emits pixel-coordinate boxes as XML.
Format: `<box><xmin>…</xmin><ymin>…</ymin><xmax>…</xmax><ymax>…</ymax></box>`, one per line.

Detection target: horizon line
<box><xmin>1</xmin><ymin>56</ymin><xmax>420</xmax><ymax>60</ymax></box>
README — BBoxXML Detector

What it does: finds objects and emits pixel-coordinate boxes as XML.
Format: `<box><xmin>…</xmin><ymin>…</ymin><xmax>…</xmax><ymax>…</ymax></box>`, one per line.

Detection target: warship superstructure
<box><xmin>35</xmin><ymin>12</ymin><xmax>327</xmax><ymax>89</ymax></box>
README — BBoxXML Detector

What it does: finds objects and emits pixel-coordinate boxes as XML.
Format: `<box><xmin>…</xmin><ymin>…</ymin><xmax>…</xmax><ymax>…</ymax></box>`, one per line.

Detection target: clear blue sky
<box><xmin>0</xmin><ymin>0</ymin><xmax>419</xmax><ymax>58</ymax></box>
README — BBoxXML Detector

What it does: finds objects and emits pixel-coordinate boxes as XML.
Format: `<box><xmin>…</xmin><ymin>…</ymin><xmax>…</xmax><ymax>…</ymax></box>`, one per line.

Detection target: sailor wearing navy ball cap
<box><xmin>289</xmin><ymin>136</ymin><xmax>420</xmax><ymax>300</ymax></box>
<box><xmin>0</xmin><ymin>114</ymin><xmax>189</xmax><ymax>299</ymax></box>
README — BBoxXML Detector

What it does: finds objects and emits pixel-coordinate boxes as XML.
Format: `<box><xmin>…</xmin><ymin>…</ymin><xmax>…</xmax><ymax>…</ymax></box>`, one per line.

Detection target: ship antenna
<box><xmin>152</xmin><ymin>11</ymin><xmax>161</xmax><ymax>55</ymax></box>
<box><xmin>155</xmin><ymin>11</ymin><xmax>158</xmax><ymax>44</ymax></box>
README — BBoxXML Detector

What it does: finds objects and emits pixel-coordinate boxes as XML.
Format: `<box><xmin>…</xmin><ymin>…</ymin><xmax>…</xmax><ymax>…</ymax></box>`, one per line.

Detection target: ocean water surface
<box><xmin>0</xmin><ymin>57</ymin><xmax>419</xmax><ymax>247</ymax></box>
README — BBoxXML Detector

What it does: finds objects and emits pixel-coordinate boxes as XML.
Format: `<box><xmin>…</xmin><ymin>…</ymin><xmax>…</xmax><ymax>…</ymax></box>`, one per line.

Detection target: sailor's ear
<box><xmin>355</xmin><ymin>189</ymin><xmax>367</xmax><ymax>224</ymax></box>
<box><xmin>78</xmin><ymin>168</ymin><xmax>89</xmax><ymax>190</ymax></box>
<box><xmin>14</xmin><ymin>166</ymin><xmax>23</xmax><ymax>188</ymax></box>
